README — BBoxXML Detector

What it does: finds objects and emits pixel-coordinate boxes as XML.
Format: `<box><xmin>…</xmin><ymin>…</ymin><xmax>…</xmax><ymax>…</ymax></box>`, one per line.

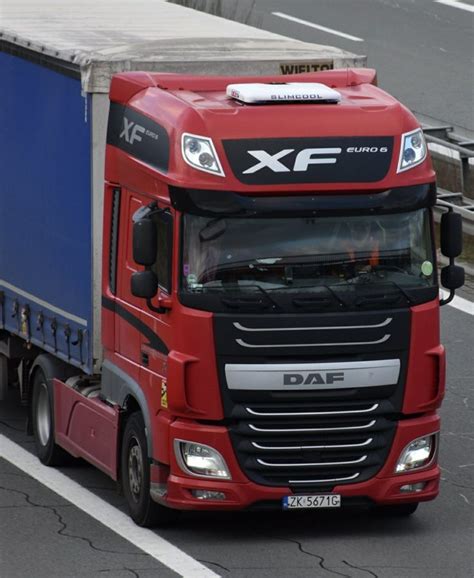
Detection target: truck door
<box><xmin>115</xmin><ymin>189</ymin><xmax>149</xmax><ymax>369</ymax></box>
<box><xmin>139</xmin><ymin>210</ymin><xmax>173</xmax><ymax>423</ymax></box>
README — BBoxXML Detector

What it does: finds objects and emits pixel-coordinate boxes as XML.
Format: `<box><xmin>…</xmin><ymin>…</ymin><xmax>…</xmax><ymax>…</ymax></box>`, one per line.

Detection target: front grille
<box><xmin>229</xmin><ymin>398</ymin><xmax>396</xmax><ymax>491</ymax></box>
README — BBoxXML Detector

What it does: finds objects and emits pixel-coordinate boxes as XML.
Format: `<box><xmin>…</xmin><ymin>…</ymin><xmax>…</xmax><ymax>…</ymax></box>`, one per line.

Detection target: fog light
<box><xmin>400</xmin><ymin>482</ymin><xmax>426</xmax><ymax>493</ymax></box>
<box><xmin>191</xmin><ymin>490</ymin><xmax>226</xmax><ymax>500</ymax></box>
<box><xmin>175</xmin><ymin>440</ymin><xmax>231</xmax><ymax>479</ymax></box>
<box><xmin>395</xmin><ymin>433</ymin><xmax>438</xmax><ymax>473</ymax></box>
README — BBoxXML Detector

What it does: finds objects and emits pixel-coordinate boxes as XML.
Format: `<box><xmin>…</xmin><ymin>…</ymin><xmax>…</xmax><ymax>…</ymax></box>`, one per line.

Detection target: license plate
<box><xmin>283</xmin><ymin>494</ymin><xmax>341</xmax><ymax>509</ymax></box>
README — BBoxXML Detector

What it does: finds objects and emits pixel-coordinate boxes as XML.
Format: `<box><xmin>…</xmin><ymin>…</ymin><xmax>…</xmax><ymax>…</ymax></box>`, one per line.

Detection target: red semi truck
<box><xmin>1</xmin><ymin>67</ymin><xmax>465</xmax><ymax>526</ymax></box>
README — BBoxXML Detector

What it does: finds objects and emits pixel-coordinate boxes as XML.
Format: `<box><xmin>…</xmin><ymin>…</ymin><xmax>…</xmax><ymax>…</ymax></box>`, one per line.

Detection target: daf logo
<box><xmin>283</xmin><ymin>372</ymin><xmax>345</xmax><ymax>385</ymax></box>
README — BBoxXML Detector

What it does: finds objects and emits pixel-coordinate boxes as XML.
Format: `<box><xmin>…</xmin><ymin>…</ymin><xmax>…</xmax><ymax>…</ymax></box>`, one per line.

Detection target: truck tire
<box><xmin>374</xmin><ymin>502</ymin><xmax>419</xmax><ymax>517</ymax></box>
<box><xmin>32</xmin><ymin>367</ymin><xmax>69</xmax><ymax>466</ymax></box>
<box><xmin>121</xmin><ymin>412</ymin><xmax>178</xmax><ymax>527</ymax></box>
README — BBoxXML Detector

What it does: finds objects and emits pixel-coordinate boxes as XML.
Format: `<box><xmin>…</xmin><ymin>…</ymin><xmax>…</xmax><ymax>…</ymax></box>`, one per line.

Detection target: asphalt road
<box><xmin>253</xmin><ymin>0</ymin><xmax>474</xmax><ymax>135</ymax></box>
<box><xmin>1</xmin><ymin>304</ymin><xmax>473</xmax><ymax>578</ymax></box>
<box><xmin>1</xmin><ymin>4</ymin><xmax>473</xmax><ymax>575</ymax></box>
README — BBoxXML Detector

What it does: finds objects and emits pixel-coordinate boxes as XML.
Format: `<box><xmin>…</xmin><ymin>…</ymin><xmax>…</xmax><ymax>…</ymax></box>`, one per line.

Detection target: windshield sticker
<box><xmin>256</xmin><ymin>258</ymin><xmax>281</xmax><ymax>264</ymax></box>
<box><xmin>421</xmin><ymin>261</ymin><xmax>433</xmax><ymax>277</ymax></box>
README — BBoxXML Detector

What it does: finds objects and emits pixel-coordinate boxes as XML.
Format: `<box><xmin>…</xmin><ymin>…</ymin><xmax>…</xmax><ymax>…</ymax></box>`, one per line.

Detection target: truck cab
<box><xmin>93</xmin><ymin>69</ymin><xmax>462</xmax><ymax>524</ymax></box>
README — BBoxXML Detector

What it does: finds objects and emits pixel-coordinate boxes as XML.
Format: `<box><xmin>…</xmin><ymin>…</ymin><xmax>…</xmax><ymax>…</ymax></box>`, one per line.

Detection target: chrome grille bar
<box><xmin>248</xmin><ymin>420</ymin><xmax>376</xmax><ymax>433</ymax></box>
<box><xmin>236</xmin><ymin>335</ymin><xmax>390</xmax><ymax>348</ymax></box>
<box><xmin>246</xmin><ymin>403</ymin><xmax>379</xmax><ymax>417</ymax></box>
<box><xmin>257</xmin><ymin>455</ymin><xmax>367</xmax><ymax>467</ymax></box>
<box><xmin>234</xmin><ymin>318</ymin><xmax>392</xmax><ymax>332</ymax></box>
<box><xmin>251</xmin><ymin>438</ymin><xmax>373</xmax><ymax>451</ymax></box>
<box><xmin>289</xmin><ymin>473</ymin><xmax>361</xmax><ymax>484</ymax></box>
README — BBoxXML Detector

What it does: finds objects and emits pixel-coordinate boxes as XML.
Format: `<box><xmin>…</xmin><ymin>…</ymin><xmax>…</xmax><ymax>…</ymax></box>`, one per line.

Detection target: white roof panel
<box><xmin>0</xmin><ymin>0</ymin><xmax>365</xmax><ymax>92</ymax></box>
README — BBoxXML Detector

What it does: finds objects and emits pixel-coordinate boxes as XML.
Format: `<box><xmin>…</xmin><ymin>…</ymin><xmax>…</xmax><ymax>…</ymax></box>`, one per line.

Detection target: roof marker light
<box><xmin>227</xmin><ymin>82</ymin><xmax>341</xmax><ymax>104</ymax></box>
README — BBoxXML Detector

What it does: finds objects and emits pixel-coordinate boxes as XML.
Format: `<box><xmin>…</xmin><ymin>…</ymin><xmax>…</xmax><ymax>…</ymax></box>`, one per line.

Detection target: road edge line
<box><xmin>0</xmin><ymin>434</ymin><xmax>219</xmax><ymax>578</ymax></box>
<box><xmin>442</xmin><ymin>291</ymin><xmax>474</xmax><ymax>315</ymax></box>
<box><xmin>435</xmin><ymin>0</ymin><xmax>474</xmax><ymax>13</ymax></box>
<box><xmin>272</xmin><ymin>11</ymin><xmax>364</xmax><ymax>42</ymax></box>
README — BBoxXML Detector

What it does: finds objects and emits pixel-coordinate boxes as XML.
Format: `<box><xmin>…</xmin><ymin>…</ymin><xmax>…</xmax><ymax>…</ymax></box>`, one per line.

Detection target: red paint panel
<box><xmin>403</xmin><ymin>299</ymin><xmax>444</xmax><ymax>413</ymax></box>
<box><xmin>161</xmin><ymin>414</ymin><xmax>440</xmax><ymax>511</ymax></box>
<box><xmin>101</xmin><ymin>184</ymin><xmax>116</xmax><ymax>352</ymax></box>
<box><xmin>54</xmin><ymin>379</ymin><xmax>119</xmax><ymax>479</ymax></box>
<box><xmin>106</xmin><ymin>69</ymin><xmax>435</xmax><ymax>195</ymax></box>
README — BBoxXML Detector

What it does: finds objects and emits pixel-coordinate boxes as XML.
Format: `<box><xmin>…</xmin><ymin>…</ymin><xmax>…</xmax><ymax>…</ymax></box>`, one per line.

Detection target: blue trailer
<box><xmin>0</xmin><ymin>0</ymin><xmax>364</xmax><ymax>384</ymax></box>
<box><xmin>0</xmin><ymin>51</ymin><xmax>94</xmax><ymax>371</ymax></box>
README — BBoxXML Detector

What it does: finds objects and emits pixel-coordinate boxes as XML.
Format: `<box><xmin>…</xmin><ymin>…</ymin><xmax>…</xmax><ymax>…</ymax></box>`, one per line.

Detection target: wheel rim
<box><xmin>128</xmin><ymin>436</ymin><xmax>144</xmax><ymax>502</ymax></box>
<box><xmin>36</xmin><ymin>382</ymin><xmax>51</xmax><ymax>447</ymax></box>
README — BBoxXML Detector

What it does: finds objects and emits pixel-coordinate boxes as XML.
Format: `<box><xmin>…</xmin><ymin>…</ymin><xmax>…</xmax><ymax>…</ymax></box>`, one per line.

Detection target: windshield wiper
<box><xmin>354</xmin><ymin>280</ymin><xmax>415</xmax><ymax>307</ymax></box>
<box><xmin>292</xmin><ymin>284</ymin><xmax>348</xmax><ymax>310</ymax></box>
<box><xmin>219</xmin><ymin>283</ymin><xmax>281</xmax><ymax>311</ymax></box>
<box><xmin>383</xmin><ymin>280</ymin><xmax>415</xmax><ymax>304</ymax></box>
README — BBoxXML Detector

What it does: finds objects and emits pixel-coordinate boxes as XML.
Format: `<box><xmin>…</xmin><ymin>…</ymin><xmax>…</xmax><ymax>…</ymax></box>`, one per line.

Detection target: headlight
<box><xmin>174</xmin><ymin>440</ymin><xmax>231</xmax><ymax>479</ymax></box>
<box><xmin>182</xmin><ymin>133</ymin><xmax>225</xmax><ymax>176</ymax></box>
<box><xmin>395</xmin><ymin>433</ymin><xmax>438</xmax><ymax>473</ymax></box>
<box><xmin>397</xmin><ymin>128</ymin><xmax>427</xmax><ymax>173</ymax></box>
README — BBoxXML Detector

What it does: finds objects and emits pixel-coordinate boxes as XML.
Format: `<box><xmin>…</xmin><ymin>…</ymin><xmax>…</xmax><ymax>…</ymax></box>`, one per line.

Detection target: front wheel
<box><xmin>121</xmin><ymin>412</ymin><xmax>178</xmax><ymax>527</ymax></box>
<box><xmin>32</xmin><ymin>368</ymin><xmax>68</xmax><ymax>466</ymax></box>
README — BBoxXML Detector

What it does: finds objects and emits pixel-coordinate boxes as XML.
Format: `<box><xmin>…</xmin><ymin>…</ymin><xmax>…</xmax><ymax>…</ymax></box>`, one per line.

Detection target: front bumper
<box><xmin>152</xmin><ymin>413</ymin><xmax>440</xmax><ymax>511</ymax></box>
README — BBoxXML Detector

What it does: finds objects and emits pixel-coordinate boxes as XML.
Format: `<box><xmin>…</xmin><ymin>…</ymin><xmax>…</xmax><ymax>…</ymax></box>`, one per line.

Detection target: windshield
<box><xmin>181</xmin><ymin>209</ymin><xmax>436</xmax><ymax>311</ymax></box>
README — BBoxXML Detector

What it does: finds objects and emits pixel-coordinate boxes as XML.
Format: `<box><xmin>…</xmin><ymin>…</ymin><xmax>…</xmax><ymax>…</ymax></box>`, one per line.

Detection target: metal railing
<box><xmin>423</xmin><ymin>125</ymin><xmax>474</xmax><ymax>196</ymax></box>
<box><xmin>423</xmin><ymin>126</ymin><xmax>474</xmax><ymax>236</ymax></box>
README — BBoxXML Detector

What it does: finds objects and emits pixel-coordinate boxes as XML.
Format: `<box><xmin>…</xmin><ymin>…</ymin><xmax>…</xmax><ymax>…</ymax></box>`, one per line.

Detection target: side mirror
<box><xmin>441</xmin><ymin>265</ymin><xmax>464</xmax><ymax>291</ymax></box>
<box><xmin>133</xmin><ymin>219</ymin><xmax>157</xmax><ymax>266</ymax></box>
<box><xmin>131</xmin><ymin>270</ymin><xmax>158</xmax><ymax>299</ymax></box>
<box><xmin>440</xmin><ymin>211</ymin><xmax>462</xmax><ymax>258</ymax></box>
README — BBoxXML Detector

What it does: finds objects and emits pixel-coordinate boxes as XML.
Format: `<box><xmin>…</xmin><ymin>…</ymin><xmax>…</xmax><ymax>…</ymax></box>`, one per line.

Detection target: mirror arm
<box><xmin>439</xmin><ymin>253</ymin><xmax>460</xmax><ymax>306</ymax></box>
<box><xmin>133</xmin><ymin>201</ymin><xmax>166</xmax><ymax>223</ymax></box>
<box><xmin>146</xmin><ymin>298</ymin><xmax>171</xmax><ymax>315</ymax></box>
<box><xmin>440</xmin><ymin>289</ymin><xmax>455</xmax><ymax>306</ymax></box>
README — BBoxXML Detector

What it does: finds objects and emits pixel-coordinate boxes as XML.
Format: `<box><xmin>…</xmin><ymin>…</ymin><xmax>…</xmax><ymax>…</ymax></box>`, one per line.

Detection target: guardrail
<box><xmin>422</xmin><ymin>126</ymin><xmax>474</xmax><ymax>236</ymax></box>
<box><xmin>423</xmin><ymin>125</ymin><xmax>474</xmax><ymax>197</ymax></box>
<box><xmin>435</xmin><ymin>189</ymin><xmax>474</xmax><ymax>236</ymax></box>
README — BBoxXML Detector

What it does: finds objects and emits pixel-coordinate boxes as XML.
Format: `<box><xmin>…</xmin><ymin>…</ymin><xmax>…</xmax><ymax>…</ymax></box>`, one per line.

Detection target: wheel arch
<box><xmin>102</xmin><ymin>359</ymin><xmax>153</xmax><ymax>456</ymax></box>
<box><xmin>28</xmin><ymin>353</ymin><xmax>77</xmax><ymax>434</ymax></box>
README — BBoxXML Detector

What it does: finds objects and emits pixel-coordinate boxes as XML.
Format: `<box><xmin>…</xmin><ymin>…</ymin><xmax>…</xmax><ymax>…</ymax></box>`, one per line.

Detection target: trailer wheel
<box><xmin>32</xmin><ymin>368</ymin><xmax>68</xmax><ymax>466</ymax></box>
<box><xmin>374</xmin><ymin>502</ymin><xmax>419</xmax><ymax>517</ymax></box>
<box><xmin>121</xmin><ymin>412</ymin><xmax>179</xmax><ymax>527</ymax></box>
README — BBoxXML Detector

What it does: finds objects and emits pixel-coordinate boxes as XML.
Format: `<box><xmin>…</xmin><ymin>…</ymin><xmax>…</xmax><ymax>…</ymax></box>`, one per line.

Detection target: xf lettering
<box><xmin>120</xmin><ymin>117</ymin><xmax>146</xmax><ymax>145</ymax></box>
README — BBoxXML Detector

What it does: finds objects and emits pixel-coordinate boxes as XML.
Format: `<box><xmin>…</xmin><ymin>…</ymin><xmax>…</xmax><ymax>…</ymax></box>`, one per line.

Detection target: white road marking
<box><xmin>441</xmin><ymin>291</ymin><xmax>474</xmax><ymax>315</ymax></box>
<box><xmin>435</xmin><ymin>0</ymin><xmax>474</xmax><ymax>13</ymax></box>
<box><xmin>459</xmin><ymin>493</ymin><xmax>471</xmax><ymax>505</ymax></box>
<box><xmin>0</xmin><ymin>434</ymin><xmax>219</xmax><ymax>578</ymax></box>
<box><xmin>272</xmin><ymin>12</ymin><xmax>364</xmax><ymax>42</ymax></box>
